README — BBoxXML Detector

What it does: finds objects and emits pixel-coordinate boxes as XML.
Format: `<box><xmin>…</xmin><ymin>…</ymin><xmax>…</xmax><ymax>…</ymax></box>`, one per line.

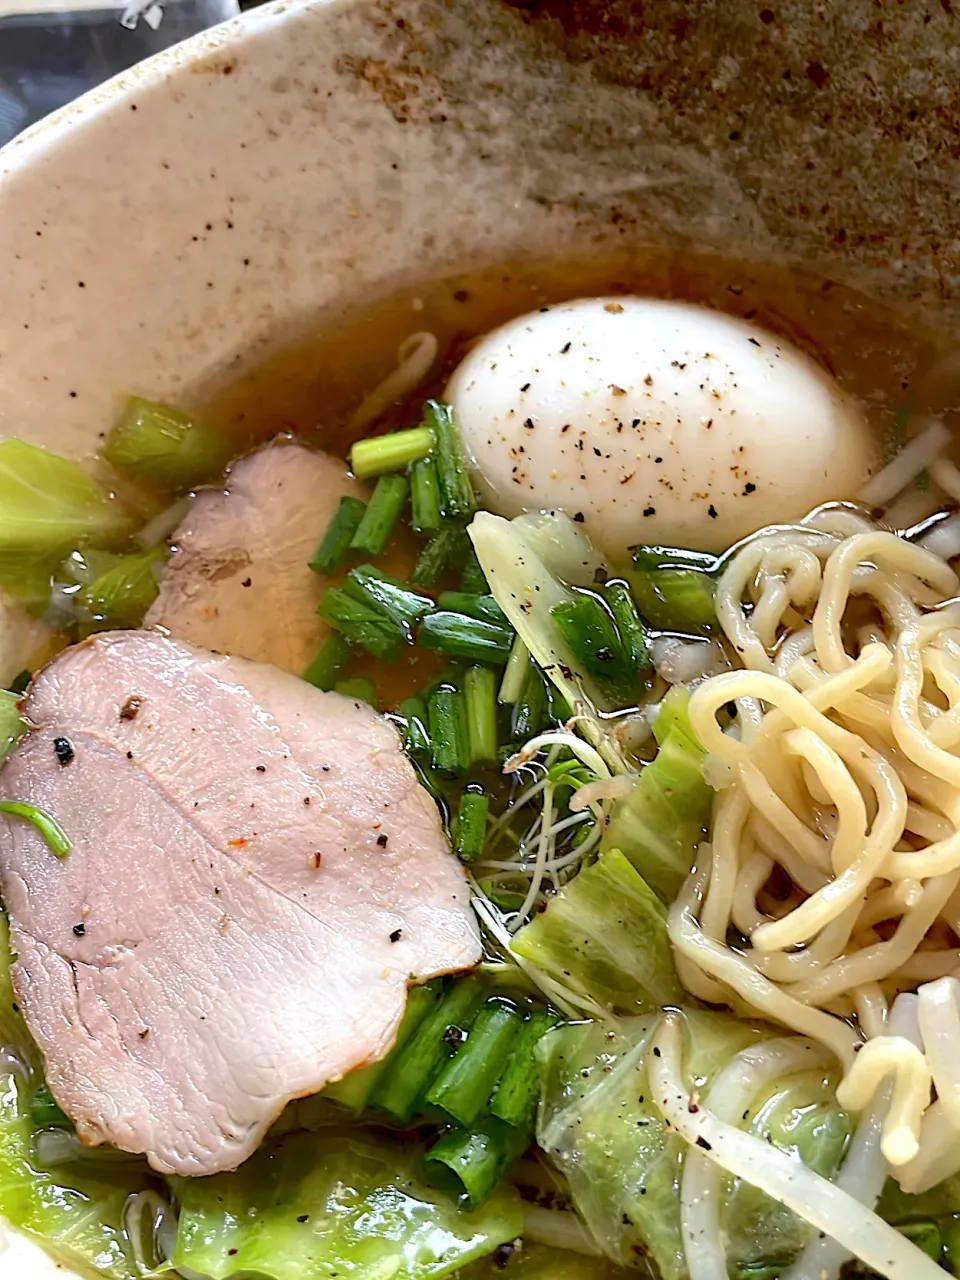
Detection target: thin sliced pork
<box><xmin>0</xmin><ymin>631</ymin><xmax>479</xmax><ymax>1175</ymax></box>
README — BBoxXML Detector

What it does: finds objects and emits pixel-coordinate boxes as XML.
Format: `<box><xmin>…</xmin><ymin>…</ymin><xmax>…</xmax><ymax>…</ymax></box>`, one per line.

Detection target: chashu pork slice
<box><xmin>146</xmin><ymin>441</ymin><xmax>364</xmax><ymax>673</ymax></box>
<box><xmin>0</xmin><ymin>631</ymin><xmax>479</xmax><ymax>1176</ymax></box>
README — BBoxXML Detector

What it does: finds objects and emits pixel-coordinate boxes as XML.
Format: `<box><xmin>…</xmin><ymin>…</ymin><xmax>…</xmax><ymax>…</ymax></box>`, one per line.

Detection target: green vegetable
<box><xmin>604</xmin><ymin>581</ymin><xmax>650</xmax><ymax>672</ymax></box>
<box><xmin>428</xmin><ymin>684</ymin><xmax>468</xmax><ymax>775</ymax></box>
<box><xmin>0</xmin><ymin>691</ymin><xmax>26</xmax><ymax>765</ymax></box>
<box><xmin>103</xmin><ymin>396</ymin><xmax>232</xmax><ymax>488</ymax></box>
<box><xmin>345</xmin><ymin>565</ymin><xmax>435</xmax><ymax>636</ymax></box>
<box><xmin>629</xmin><ymin>553</ymin><xmax>717</xmax><ymax>634</ymax></box>
<box><xmin>550</xmin><ymin>595</ymin><xmax>633</xmax><ymax>694</ymax></box>
<box><xmin>601</xmin><ymin>688</ymin><xmax>711</xmax><ymax>902</ymax></box>
<box><xmin>334</xmin><ymin>677</ymin><xmax>379</xmax><ymax>708</ymax></box>
<box><xmin>425</xmin><ymin>1117</ymin><xmax>529</xmax><ymax>1211</ymax></box>
<box><xmin>8</xmin><ymin>670</ymin><xmax>31</xmax><ymax>696</ymax></box>
<box><xmin>464</xmin><ymin>665</ymin><xmax>498</xmax><ymax>765</ymax></box>
<box><xmin>318</xmin><ymin>586</ymin><xmax>403</xmax><ymax>663</ymax></box>
<box><xmin>410</xmin><ymin>456</ymin><xmax>442</xmax><ymax>536</ymax></box>
<box><xmin>437</xmin><ymin>594</ymin><xmax>509</xmax><ymax>626</ymax></box>
<box><xmin>400</xmin><ymin>696</ymin><xmax>431</xmax><ymax>756</ymax></box>
<box><xmin>427</xmin><ymin>999</ymin><xmax>522</xmax><ymax>1127</ymax></box>
<box><xmin>372</xmin><ymin>979</ymin><xmax>485</xmax><ymax>1123</ymax></box>
<box><xmin>0</xmin><ymin>803</ymin><xmax>70</xmax><ymax>858</ymax></box>
<box><xmin>490</xmin><ymin>1011</ymin><xmax>558</xmax><ymax>1129</ymax></box>
<box><xmin>459</xmin><ymin>1243</ymin><xmax>626</xmax><ymax>1279</ymax></box>
<box><xmin>308</xmin><ymin>495</ymin><xmax>367</xmax><ymax>576</ymax></box>
<box><xmin>460</xmin><ymin>549</ymin><xmax>489</xmax><ymax>595</ymax></box>
<box><xmin>498</xmin><ymin>636</ymin><xmax>530</xmax><ymax>706</ymax></box>
<box><xmin>75</xmin><ymin>548</ymin><xmax>163</xmax><ymax>632</ymax></box>
<box><xmin>511</xmin><ymin>661</ymin><xmax>548</xmax><ymax>740</ymax></box>
<box><xmin>631</xmin><ymin>545</ymin><xmax>719</xmax><ymax>575</ymax></box>
<box><xmin>350</xmin><ymin>426</ymin><xmax>434</xmax><ymax>481</ymax></box>
<box><xmin>302</xmin><ymin>632</ymin><xmax>350</xmax><ymax>690</ymax></box>
<box><xmin>349</xmin><ymin>473</ymin><xmax>409</xmax><ymax>558</ymax></box>
<box><xmin>899</xmin><ymin>1220</ymin><xmax>941</xmax><ymax>1261</ymax></box>
<box><xmin>29</xmin><ymin>1084</ymin><xmax>70</xmax><ymax>1129</ymax></box>
<box><xmin>453</xmin><ymin>790</ymin><xmax>488</xmax><ymax>862</ymax></box>
<box><xmin>173</xmin><ymin>1127</ymin><xmax>523</xmax><ymax>1280</ymax></box>
<box><xmin>513</xmin><ymin>849</ymin><xmax>681</xmax><ymax>1013</ymax></box>
<box><xmin>325</xmin><ymin>985</ymin><xmax>438</xmax><ymax>1114</ymax></box>
<box><xmin>418</xmin><ymin>612</ymin><xmax>513</xmax><ymax>665</ymax></box>
<box><xmin>412</xmin><ymin>523</ymin><xmax>470</xmax><ymax>588</ymax></box>
<box><xmin>0</xmin><ymin>440</ymin><xmax>132</xmax><ymax>601</ymax></box>
<box><xmin>426</xmin><ymin>401</ymin><xmax>476</xmax><ymax>522</ymax></box>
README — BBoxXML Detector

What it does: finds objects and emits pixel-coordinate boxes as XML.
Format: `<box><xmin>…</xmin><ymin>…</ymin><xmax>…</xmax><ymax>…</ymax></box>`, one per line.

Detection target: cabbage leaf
<box><xmin>0</xmin><ymin>692</ymin><xmax>25</xmax><ymax>767</ymax></box>
<box><xmin>0</xmin><ymin>441</ymin><xmax>132</xmax><ymax>601</ymax></box>
<box><xmin>460</xmin><ymin>1242</ymin><xmax>630</xmax><ymax>1278</ymax></box>
<box><xmin>172</xmin><ymin>1127</ymin><xmax>523</xmax><ymax>1280</ymax></box>
<box><xmin>512</xmin><ymin>848</ymin><xmax>681</xmax><ymax>1014</ymax></box>
<box><xmin>536</xmin><ymin>1012</ymin><xmax>848</xmax><ymax>1279</ymax></box>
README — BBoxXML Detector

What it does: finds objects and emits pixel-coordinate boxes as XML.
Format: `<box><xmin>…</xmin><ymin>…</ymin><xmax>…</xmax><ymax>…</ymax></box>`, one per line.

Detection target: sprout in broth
<box><xmin>0</xmin><ymin>285</ymin><xmax>959</xmax><ymax>1280</ymax></box>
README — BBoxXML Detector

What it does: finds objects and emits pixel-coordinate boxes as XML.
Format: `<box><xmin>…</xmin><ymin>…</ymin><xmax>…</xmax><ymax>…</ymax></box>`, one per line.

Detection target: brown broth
<box><xmin>200</xmin><ymin>248</ymin><xmax>956</xmax><ymax>707</ymax></box>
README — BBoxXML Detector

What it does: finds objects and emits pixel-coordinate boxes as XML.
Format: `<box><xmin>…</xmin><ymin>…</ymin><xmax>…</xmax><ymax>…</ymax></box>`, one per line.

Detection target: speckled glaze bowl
<box><xmin>1</xmin><ymin>0</ymin><xmax>959</xmax><ymax>1272</ymax></box>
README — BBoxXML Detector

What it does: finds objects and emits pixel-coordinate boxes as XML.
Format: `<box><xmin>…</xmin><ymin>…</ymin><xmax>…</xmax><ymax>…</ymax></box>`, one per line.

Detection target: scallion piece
<box><xmin>371</xmin><ymin>978</ymin><xmax>484</xmax><ymax>1123</ymax></box>
<box><xmin>399</xmin><ymin>696</ymin><xmax>430</xmax><ymax>757</ymax></box>
<box><xmin>350</xmin><ymin>427</ymin><xmax>433</xmax><ymax>481</ymax></box>
<box><xmin>427</xmin><ymin>684</ymin><xmax>468</xmax><ymax>775</ymax></box>
<box><xmin>302</xmin><ymin>632</ymin><xmax>350</xmax><ymax>690</ymax></box>
<box><xmin>437</xmin><ymin>593</ymin><xmax>508</xmax><ymax>626</ymax></box>
<box><xmin>426</xmin><ymin>998</ymin><xmax>521</xmax><ymax>1126</ymax></box>
<box><xmin>453</xmin><ymin>788</ymin><xmax>489</xmax><ymax>863</ymax></box>
<box><xmin>8</xmin><ymin>671</ymin><xmax>31</xmax><ymax>696</ymax></box>
<box><xmin>424</xmin><ymin>1116</ymin><xmax>528</xmax><ymax>1210</ymax></box>
<box><xmin>103</xmin><ymin>396</ymin><xmax>232</xmax><ymax>488</ymax></box>
<box><xmin>550</xmin><ymin>595</ymin><xmax>631</xmax><ymax>686</ymax></box>
<box><xmin>344</xmin><ymin>565</ymin><xmax>435</xmax><ymax>636</ymax></box>
<box><xmin>629</xmin><ymin>567</ymin><xmax>716</xmax><ymax>634</ymax></box>
<box><xmin>308</xmin><ymin>496</ymin><xmax>367</xmax><ymax>577</ymax></box>
<box><xmin>0</xmin><ymin>803</ymin><xmax>70</xmax><ymax>858</ymax></box>
<box><xmin>511</xmin><ymin>661</ymin><xmax>548</xmax><ymax>740</ymax></box>
<box><xmin>324</xmin><ymin>984</ymin><xmax>437</xmax><ymax>1114</ymax></box>
<box><xmin>317</xmin><ymin>587</ymin><xmax>403</xmax><ymax>663</ymax></box>
<box><xmin>460</xmin><ymin>548</ymin><xmax>488</xmax><ymax>595</ymax></box>
<box><xmin>411</xmin><ymin>523</ymin><xmax>468</xmax><ymax>588</ymax></box>
<box><xmin>424</xmin><ymin>401</ymin><xmax>476</xmax><ymax>522</ymax></box>
<box><xmin>334</xmin><ymin>677</ymin><xmax>379</xmax><ymax>708</ymax></box>
<box><xmin>464</xmin><ymin>666</ymin><xmax>498</xmax><ymax>764</ymax></box>
<box><xmin>410</xmin><ymin>457</ymin><xmax>441</xmax><ymax>536</ymax></box>
<box><xmin>490</xmin><ymin>1010</ymin><xmax>558</xmax><ymax>1128</ymax></box>
<box><xmin>349</xmin><ymin>474</ymin><xmax>408</xmax><ymax>558</ymax></box>
<box><xmin>418</xmin><ymin>612</ymin><xmax>513</xmax><ymax>665</ymax></box>
<box><xmin>498</xmin><ymin>635</ymin><xmax>529</xmax><ymax>705</ymax></box>
<box><xmin>0</xmin><ymin>691</ymin><xmax>25</xmax><ymax>767</ymax></box>
<box><xmin>631</xmin><ymin>545</ymin><xmax>719</xmax><ymax>574</ymax></box>
<box><xmin>547</xmin><ymin>682</ymin><xmax>572</xmax><ymax>724</ymax></box>
<box><xmin>605</xmin><ymin>580</ymin><xmax>650</xmax><ymax>671</ymax></box>
<box><xmin>30</xmin><ymin>1084</ymin><xmax>71</xmax><ymax>1129</ymax></box>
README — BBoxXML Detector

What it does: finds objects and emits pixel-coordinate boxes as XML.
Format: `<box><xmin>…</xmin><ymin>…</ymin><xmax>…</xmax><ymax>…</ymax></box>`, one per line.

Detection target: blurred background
<box><xmin>0</xmin><ymin>0</ymin><xmax>245</xmax><ymax>146</ymax></box>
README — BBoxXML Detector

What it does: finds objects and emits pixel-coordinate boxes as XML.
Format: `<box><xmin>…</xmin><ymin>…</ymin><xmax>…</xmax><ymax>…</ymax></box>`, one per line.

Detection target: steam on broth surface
<box><xmin>1</xmin><ymin>253</ymin><xmax>960</xmax><ymax>1280</ymax></box>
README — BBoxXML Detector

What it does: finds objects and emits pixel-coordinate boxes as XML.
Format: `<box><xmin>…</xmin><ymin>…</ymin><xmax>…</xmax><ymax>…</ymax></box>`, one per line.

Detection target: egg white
<box><xmin>447</xmin><ymin>297</ymin><xmax>877</xmax><ymax>559</ymax></box>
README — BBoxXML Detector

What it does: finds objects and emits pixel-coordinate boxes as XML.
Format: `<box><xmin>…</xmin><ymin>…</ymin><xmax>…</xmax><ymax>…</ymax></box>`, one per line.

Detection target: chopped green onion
<box><xmin>349</xmin><ymin>474</ymin><xmax>408</xmax><ymax>559</ymax></box>
<box><xmin>350</xmin><ymin>427</ymin><xmax>433</xmax><ymax>481</ymax></box>
<box><xmin>424</xmin><ymin>402</ymin><xmax>476</xmax><ymax>522</ymax></box>
<box><xmin>460</xmin><ymin>548</ymin><xmax>488</xmax><ymax>595</ymax></box>
<box><xmin>427</xmin><ymin>685</ymin><xmax>468</xmax><ymax>775</ymax></box>
<box><xmin>0</xmin><ymin>803</ymin><xmax>70</xmax><ymax>858</ymax></box>
<box><xmin>477</xmin><ymin>881</ymin><xmax>527</xmax><ymax>913</ymax></box>
<box><xmin>424</xmin><ymin>1116</ymin><xmax>528</xmax><ymax>1210</ymax></box>
<box><xmin>399</xmin><ymin>696</ymin><xmax>430</xmax><ymax>756</ymax></box>
<box><xmin>301</xmin><ymin>632</ymin><xmax>350</xmax><ymax>690</ymax></box>
<box><xmin>453</xmin><ymin>788</ymin><xmax>489</xmax><ymax>863</ymax></box>
<box><xmin>103</xmin><ymin>397</ymin><xmax>232</xmax><ymax>488</ymax></box>
<box><xmin>334</xmin><ymin>677</ymin><xmax>379</xmax><ymax>708</ymax></box>
<box><xmin>631</xmin><ymin>545</ymin><xmax>719</xmax><ymax>574</ymax></box>
<box><xmin>308</xmin><ymin>496</ymin><xmax>367</xmax><ymax>576</ymax></box>
<box><xmin>0</xmin><ymin>691</ymin><xmax>25</xmax><ymax>766</ymax></box>
<box><xmin>76</xmin><ymin>548</ymin><xmax>164</xmax><ymax>633</ymax></box>
<box><xmin>324</xmin><ymin>985</ymin><xmax>438</xmax><ymax>1114</ymax></box>
<box><xmin>317</xmin><ymin>587</ymin><xmax>403</xmax><ymax>663</ymax></box>
<box><xmin>418</xmin><ymin>612</ymin><xmax>513</xmax><ymax>665</ymax></box>
<box><xmin>8</xmin><ymin>671</ymin><xmax>31</xmax><ymax>696</ymax></box>
<box><xmin>426</xmin><ymin>998</ymin><xmax>521</xmax><ymax>1126</ymax></box>
<box><xmin>410</xmin><ymin>457</ymin><xmax>441</xmax><ymax>536</ymax></box>
<box><xmin>490</xmin><ymin>1010</ymin><xmax>558</xmax><ymax>1128</ymax></box>
<box><xmin>410</xmin><ymin>523</ymin><xmax>468</xmax><ymax>588</ymax></box>
<box><xmin>464</xmin><ymin>666</ymin><xmax>498</xmax><ymax>765</ymax></box>
<box><xmin>604</xmin><ymin>580</ymin><xmax>650</xmax><ymax>671</ymax></box>
<box><xmin>371</xmin><ymin>978</ymin><xmax>484</xmax><ymax>1122</ymax></box>
<box><xmin>344</xmin><ymin>565</ymin><xmax>434</xmax><ymax>636</ymax></box>
<box><xmin>547</xmin><ymin>683</ymin><xmax>572</xmax><ymax>724</ymax></box>
<box><xmin>511</xmin><ymin>661</ymin><xmax>548</xmax><ymax>740</ymax></box>
<box><xmin>629</xmin><ymin>568</ymin><xmax>716</xmax><ymax>634</ymax></box>
<box><xmin>550</xmin><ymin>595</ymin><xmax>631</xmax><ymax>686</ymax></box>
<box><xmin>498</xmin><ymin>635</ymin><xmax>529</xmax><ymax>705</ymax></box>
<box><xmin>30</xmin><ymin>1084</ymin><xmax>71</xmax><ymax>1129</ymax></box>
<box><xmin>898</xmin><ymin>1220</ymin><xmax>941</xmax><ymax>1262</ymax></box>
<box><xmin>437</xmin><ymin>593</ymin><xmax>508</xmax><ymax>626</ymax></box>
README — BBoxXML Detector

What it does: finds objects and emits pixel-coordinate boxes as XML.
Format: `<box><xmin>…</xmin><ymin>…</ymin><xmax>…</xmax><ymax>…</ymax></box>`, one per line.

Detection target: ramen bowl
<box><xmin>2</xmin><ymin>0</ymin><xmax>960</xmax><ymax>1273</ymax></box>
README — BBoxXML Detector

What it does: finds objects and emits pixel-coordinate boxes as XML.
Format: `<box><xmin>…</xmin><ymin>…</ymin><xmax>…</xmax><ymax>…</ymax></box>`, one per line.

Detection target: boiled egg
<box><xmin>446</xmin><ymin>298</ymin><xmax>876</xmax><ymax>558</ymax></box>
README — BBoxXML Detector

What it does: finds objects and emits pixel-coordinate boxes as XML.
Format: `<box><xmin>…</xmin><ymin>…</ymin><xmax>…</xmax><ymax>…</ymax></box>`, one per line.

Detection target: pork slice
<box><xmin>146</xmin><ymin>442</ymin><xmax>363</xmax><ymax>673</ymax></box>
<box><xmin>0</xmin><ymin>632</ymin><xmax>479</xmax><ymax>1176</ymax></box>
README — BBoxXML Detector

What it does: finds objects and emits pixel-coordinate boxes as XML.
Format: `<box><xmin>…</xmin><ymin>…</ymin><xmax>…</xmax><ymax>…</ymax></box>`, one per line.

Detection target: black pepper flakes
<box><xmin>523</xmin><ymin>417</ymin><xmax>535</xmax><ymax>430</ymax></box>
<box><xmin>256</xmin><ymin>764</ymin><xmax>266</xmax><ymax>773</ymax></box>
<box><xmin>297</xmin><ymin>1214</ymin><xmax>309</xmax><ymax>1223</ymax></box>
<box><xmin>560</xmin><ymin>341</ymin><xmax>571</xmax><ymax>354</ymax></box>
<box><xmin>708</xmin><ymin>504</ymin><xmax>719</xmax><ymax>519</ymax></box>
<box><xmin>241</xmin><ymin>577</ymin><xmax>252</xmax><ymax>588</ymax></box>
<box><xmin>520</xmin><ymin>382</ymin><xmax>531</xmax><ymax>392</ymax></box>
<box><xmin>696</xmin><ymin>1136</ymin><xmax>712</xmax><ymax>1151</ymax></box>
<box><xmin>376</xmin><ymin>833</ymin><xmax>389</xmax><ymax>848</ymax></box>
<box><xmin>53</xmin><ymin>737</ymin><xmax>74</xmax><ymax>767</ymax></box>
<box><xmin>442</xmin><ymin>1023</ymin><xmax>466</xmax><ymax>1049</ymax></box>
<box><xmin>389</xmin><ymin>928</ymin><xmax>403</xmax><ymax>943</ymax></box>
<box><xmin>493</xmin><ymin>1243</ymin><xmax>516</xmax><ymax>1270</ymax></box>
<box><xmin>744</xmin><ymin>482</ymin><xmax>757</xmax><ymax>494</ymax></box>
<box><xmin>572</xmin><ymin>512</ymin><xmax>585</xmax><ymax>523</ymax></box>
<box><xmin>119</xmin><ymin>695</ymin><xmax>144</xmax><ymax>721</ymax></box>
<box><xmin>643</xmin><ymin>506</ymin><xmax>656</xmax><ymax>517</ymax></box>
<box><xmin>73</xmin><ymin>922</ymin><xmax>85</xmax><ymax>937</ymax></box>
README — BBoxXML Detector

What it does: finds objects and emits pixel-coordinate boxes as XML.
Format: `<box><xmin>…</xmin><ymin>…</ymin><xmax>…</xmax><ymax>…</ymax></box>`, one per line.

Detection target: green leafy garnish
<box><xmin>0</xmin><ymin>803</ymin><xmax>70</xmax><ymax>858</ymax></box>
<box><xmin>104</xmin><ymin>396</ymin><xmax>232</xmax><ymax>489</ymax></box>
